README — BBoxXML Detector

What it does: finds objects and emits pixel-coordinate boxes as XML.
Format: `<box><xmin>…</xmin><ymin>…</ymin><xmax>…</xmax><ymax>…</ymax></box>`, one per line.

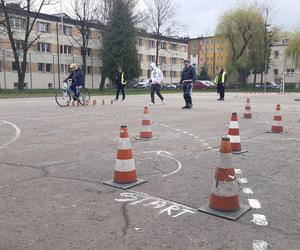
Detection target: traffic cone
<box><xmin>198</xmin><ymin>137</ymin><xmax>251</xmax><ymax>220</ymax></box>
<box><xmin>228</xmin><ymin>113</ymin><xmax>247</xmax><ymax>154</ymax></box>
<box><xmin>243</xmin><ymin>98</ymin><xmax>252</xmax><ymax>119</ymax></box>
<box><xmin>269</xmin><ymin>104</ymin><xmax>284</xmax><ymax>133</ymax></box>
<box><xmin>93</xmin><ymin>99</ymin><xmax>97</xmax><ymax>106</ymax></box>
<box><xmin>135</xmin><ymin>107</ymin><xmax>157</xmax><ymax>140</ymax></box>
<box><xmin>103</xmin><ymin>125</ymin><xmax>147</xmax><ymax>189</ymax></box>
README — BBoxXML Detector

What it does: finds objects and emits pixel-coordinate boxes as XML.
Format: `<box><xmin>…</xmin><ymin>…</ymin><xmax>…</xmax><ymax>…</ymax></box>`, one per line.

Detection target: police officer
<box><xmin>214</xmin><ymin>68</ymin><xmax>227</xmax><ymax>100</ymax></box>
<box><xmin>113</xmin><ymin>66</ymin><xmax>126</xmax><ymax>102</ymax></box>
<box><xmin>180</xmin><ymin>59</ymin><xmax>196</xmax><ymax>109</ymax></box>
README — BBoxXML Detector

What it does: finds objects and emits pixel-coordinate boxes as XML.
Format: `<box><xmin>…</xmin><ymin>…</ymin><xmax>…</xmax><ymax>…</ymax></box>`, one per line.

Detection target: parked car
<box><xmin>203</xmin><ymin>80</ymin><xmax>215</xmax><ymax>88</ymax></box>
<box><xmin>255</xmin><ymin>82</ymin><xmax>280</xmax><ymax>89</ymax></box>
<box><xmin>134</xmin><ymin>79</ymin><xmax>150</xmax><ymax>89</ymax></box>
<box><xmin>161</xmin><ymin>83</ymin><xmax>177</xmax><ymax>90</ymax></box>
<box><xmin>193</xmin><ymin>80</ymin><xmax>210</xmax><ymax>89</ymax></box>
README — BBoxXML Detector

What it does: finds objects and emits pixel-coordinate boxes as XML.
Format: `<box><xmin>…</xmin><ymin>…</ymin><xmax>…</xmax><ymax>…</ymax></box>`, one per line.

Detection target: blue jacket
<box><xmin>65</xmin><ymin>68</ymin><xmax>85</xmax><ymax>85</ymax></box>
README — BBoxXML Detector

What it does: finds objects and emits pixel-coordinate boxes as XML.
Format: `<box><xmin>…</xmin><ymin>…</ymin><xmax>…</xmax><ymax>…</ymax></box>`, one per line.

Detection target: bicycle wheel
<box><xmin>78</xmin><ymin>88</ymin><xmax>90</xmax><ymax>106</ymax></box>
<box><xmin>55</xmin><ymin>90</ymin><xmax>71</xmax><ymax>107</ymax></box>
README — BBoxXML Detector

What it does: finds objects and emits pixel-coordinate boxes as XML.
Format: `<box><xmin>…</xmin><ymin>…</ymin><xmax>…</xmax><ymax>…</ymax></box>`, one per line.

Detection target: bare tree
<box><xmin>144</xmin><ymin>0</ymin><xmax>180</xmax><ymax>66</ymax></box>
<box><xmin>68</xmin><ymin>0</ymin><xmax>99</xmax><ymax>75</ymax></box>
<box><xmin>0</xmin><ymin>0</ymin><xmax>56</xmax><ymax>89</ymax></box>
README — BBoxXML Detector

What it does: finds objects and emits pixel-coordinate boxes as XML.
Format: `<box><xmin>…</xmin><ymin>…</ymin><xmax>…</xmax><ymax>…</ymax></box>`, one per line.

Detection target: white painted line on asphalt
<box><xmin>194</xmin><ymin>136</ymin><xmax>199</xmax><ymax>139</ymax></box>
<box><xmin>143</xmin><ymin>151</ymin><xmax>182</xmax><ymax>177</ymax></box>
<box><xmin>253</xmin><ymin>240</ymin><xmax>268</xmax><ymax>250</ymax></box>
<box><xmin>248</xmin><ymin>199</ymin><xmax>262</xmax><ymax>209</ymax></box>
<box><xmin>237</xmin><ymin>178</ymin><xmax>248</xmax><ymax>184</ymax></box>
<box><xmin>160</xmin><ymin>124</ymin><xmax>166</xmax><ymax>126</ymax></box>
<box><xmin>165</xmin><ymin>125</ymin><xmax>170</xmax><ymax>128</ymax></box>
<box><xmin>235</xmin><ymin>169</ymin><xmax>243</xmax><ymax>174</ymax></box>
<box><xmin>176</xmin><ymin>129</ymin><xmax>181</xmax><ymax>132</ymax></box>
<box><xmin>207</xmin><ymin>147</ymin><xmax>213</xmax><ymax>150</ymax></box>
<box><xmin>282</xmin><ymin>138</ymin><xmax>300</xmax><ymax>141</ymax></box>
<box><xmin>251</xmin><ymin>214</ymin><xmax>268</xmax><ymax>226</ymax></box>
<box><xmin>0</xmin><ymin>121</ymin><xmax>21</xmax><ymax>149</ymax></box>
<box><xmin>199</xmin><ymin>139</ymin><xmax>204</xmax><ymax>142</ymax></box>
<box><xmin>243</xmin><ymin>188</ymin><xmax>254</xmax><ymax>194</ymax></box>
<box><xmin>189</xmin><ymin>134</ymin><xmax>194</xmax><ymax>136</ymax></box>
<box><xmin>202</xmin><ymin>143</ymin><xmax>209</xmax><ymax>146</ymax></box>
<box><xmin>182</xmin><ymin>131</ymin><xmax>188</xmax><ymax>134</ymax></box>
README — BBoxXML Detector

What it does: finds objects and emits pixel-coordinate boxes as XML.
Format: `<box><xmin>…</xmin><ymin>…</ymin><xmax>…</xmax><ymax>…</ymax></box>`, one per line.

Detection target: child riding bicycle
<box><xmin>63</xmin><ymin>63</ymin><xmax>85</xmax><ymax>101</ymax></box>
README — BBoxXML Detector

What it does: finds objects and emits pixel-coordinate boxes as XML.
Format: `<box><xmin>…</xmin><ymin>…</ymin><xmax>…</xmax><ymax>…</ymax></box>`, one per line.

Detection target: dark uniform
<box><xmin>180</xmin><ymin>61</ymin><xmax>196</xmax><ymax>109</ymax></box>
<box><xmin>215</xmin><ymin>69</ymin><xmax>227</xmax><ymax>100</ymax></box>
<box><xmin>115</xmin><ymin>70</ymin><xmax>126</xmax><ymax>101</ymax></box>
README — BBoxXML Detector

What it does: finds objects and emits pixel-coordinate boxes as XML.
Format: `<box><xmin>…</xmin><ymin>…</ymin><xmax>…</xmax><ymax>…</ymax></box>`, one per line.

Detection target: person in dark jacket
<box><xmin>113</xmin><ymin>66</ymin><xmax>126</xmax><ymax>101</ymax></box>
<box><xmin>180</xmin><ymin>59</ymin><xmax>196</xmax><ymax>109</ymax></box>
<box><xmin>63</xmin><ymin>63</ymin><xmax>85</xmax><ymax>100</ymax></box>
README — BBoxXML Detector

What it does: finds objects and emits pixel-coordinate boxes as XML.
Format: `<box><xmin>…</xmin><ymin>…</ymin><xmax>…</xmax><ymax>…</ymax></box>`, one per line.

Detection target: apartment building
<box><xmin>248</xmin><ymin>37</ymin><xmax>300</xmax><ymax>87</ymax></box>
<box><xmin>0</xmin><ymin>5</ymin><xmax>188</xmax><ymax>89</ymax></box>
<box><xmin>188</xmin><ymin>35</ymin><xmax>229</xmax><ymax>78</ymax></box>
<box><xmin>137</xmin><ymin>32</ymin><xmax>188</xmax><ymax>84</ymax></box>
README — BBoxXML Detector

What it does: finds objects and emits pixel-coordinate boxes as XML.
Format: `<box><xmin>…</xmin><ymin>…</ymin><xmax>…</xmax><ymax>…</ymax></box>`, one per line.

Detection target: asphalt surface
<box><xmin>0</xmin><ymin>92</ymin><xmax>299</xmax><ymax>250</ymax></box>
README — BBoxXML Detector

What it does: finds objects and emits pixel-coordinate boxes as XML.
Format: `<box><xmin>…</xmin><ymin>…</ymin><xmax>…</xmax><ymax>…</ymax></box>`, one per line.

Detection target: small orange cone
<box><xmin>227</xmin><ymin>113</ymin><xmax>247</xmax><ymax>154</ymax></box>
<box><xmin>243</xmin><ymin>98</ymin><xmax>252</xmax><ymax>119</ymax></box>
<box><xmin>198</xmin><ymin>137</ymin><xmax>251</xmax><ymax>220</ymax></box>
<box><xmin>93</xmin><ymin>99</ymin><xmax>97</xmax><ymax>106</ymax></box>
<box><xmin>103</xmin><ymin>125</ymin><xmax>147</xmax><ymax>189</ymax></box>
<box><xmin>269</xmin><ymin>104</ymin><xmax>284</xmax><ymax>133</ymax></box>
<box><xmin>135</xmin><ymin>107</ymin><xmax>157</xmax><ymax>140</ymax></box>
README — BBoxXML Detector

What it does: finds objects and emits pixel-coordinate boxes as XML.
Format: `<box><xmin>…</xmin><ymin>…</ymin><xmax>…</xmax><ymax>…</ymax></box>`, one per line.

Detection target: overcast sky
<box><xmin>46</xmin><ymin>0</ymin><xmax>300</xmax><ymax>38</ymax></box>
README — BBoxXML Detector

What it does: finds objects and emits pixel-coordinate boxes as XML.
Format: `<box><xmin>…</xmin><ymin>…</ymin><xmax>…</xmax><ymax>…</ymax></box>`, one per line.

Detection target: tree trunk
<box><xmin>260</xmin><ymin>72</ymin><xmax>263</xmax><ymax>84</ymax></box>
<box><xmin>155</xmin><ymin>38</ymin><xmax>159</xmax><ymax>66</ymax></box>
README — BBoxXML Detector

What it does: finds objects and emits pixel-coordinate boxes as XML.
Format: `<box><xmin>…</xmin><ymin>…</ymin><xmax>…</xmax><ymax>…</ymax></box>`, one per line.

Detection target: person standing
<box><xmin>180</xmin><ymin>59</ymin><xmax>196</xmax><ymax>109</ymax></box>
<box><xmin>215</xmin><ymin>68</ymin><xmax>227</xmax><ymax>100</ymax></box>
<box><xmin>149</xmin><ymin>62</ymin><xmax>165</xmax><ymax>105</ymax></box>
<box><xmin>113</xmin><ymin>66</ymin><xmax>126</xmax><ymax>101</ymax></box>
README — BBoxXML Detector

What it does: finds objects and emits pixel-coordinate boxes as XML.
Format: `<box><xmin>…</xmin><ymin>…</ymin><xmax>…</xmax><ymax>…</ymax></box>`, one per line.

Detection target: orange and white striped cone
<box><xmin>268</xmin><ymin>104</ymin><xmax>284</xmax><ymax>133</ymax></box>
<box><xmin>92</xmin><ymin>99</ymin><xmax>97</xmax><ymax>106</ymax></box>
<box><xmin>103</xmin><ymin>125</ymin><xmax>147</xmax><ymax>189</ymax></box>
<box><xmin>135</xmin><ymin>107</ymin><xmax>157</xmax><ymax>140</ymax></box>
<box><xmin>198</xmin><ymin>137</ymin><xmax>251</xmax><ymax>221</ymax></box>
<box><xmin>228</xmin><ymin>113</ymin><xmax>247</xmax><ymax>154</ymax></box>
<box><xmin>243</xmin><ymin>98</ymin><xmax>252</xmax><ymax>119</ymax></box>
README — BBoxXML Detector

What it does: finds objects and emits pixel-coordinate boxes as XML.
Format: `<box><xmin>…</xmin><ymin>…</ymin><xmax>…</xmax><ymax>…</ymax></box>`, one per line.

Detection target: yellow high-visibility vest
<box><xmin>221</xmin><ymin>72</ymin><xmax>226</xmax><ymax>85</ymax></box>
<box><xmin>121</xmin><ymin>72</ymin><xmax>126</xmax><ymax>85</ymax></box>
<box><xmin>214</xmin><ymin>75</ymin><xmax>218</xmax><ymax>84</ymax></box>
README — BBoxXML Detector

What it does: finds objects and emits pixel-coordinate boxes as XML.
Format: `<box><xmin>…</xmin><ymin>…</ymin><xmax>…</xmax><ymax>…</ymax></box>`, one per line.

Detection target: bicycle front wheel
<box><xmin>55</xmin><ymin>90</ymin><xmax>71</xmax><ymax>107</ymax></box>
<box><xmin>78</xmin><ymin>88</ymin><xmax>90</xmax><ymax>106</ymax></box>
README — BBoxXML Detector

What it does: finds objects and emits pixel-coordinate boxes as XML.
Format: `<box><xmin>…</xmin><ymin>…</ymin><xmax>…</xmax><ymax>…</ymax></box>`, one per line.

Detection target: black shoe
<box><xmin>188</xmin><ymin>104</ymin><xmax>193</xmax><ymax>109</ymax></box>
<box><xmin>182</xmin><ymin>105</ymin><xmax>188</xmax><ymax>109</ymax></box>
<box><xmin>73</xmin><ymin>96</ymin><xmax>77</xmax><ymax>101</ymax></box>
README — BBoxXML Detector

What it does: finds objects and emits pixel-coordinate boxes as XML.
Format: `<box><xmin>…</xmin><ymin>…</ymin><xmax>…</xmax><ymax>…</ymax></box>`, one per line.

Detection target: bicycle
<box><xmin>55</xmin><ymin>81</ymin><xmax>90</xmax><ymax>107</ymax></box>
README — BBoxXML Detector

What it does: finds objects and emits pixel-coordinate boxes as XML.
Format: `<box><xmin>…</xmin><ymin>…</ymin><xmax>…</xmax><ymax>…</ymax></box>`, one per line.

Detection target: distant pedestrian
<box><xmin>113</xmin><ymin>66</ymin><xmax>126</xmax><ymax>102</ymax></box>
<box><xmin>214</xmin><ymin>68</ymin><xmax>227</xmax><ymax>101</ymax></box>
<box><xmin>180</xmin><ymin>59</ymin><xmax>196</xmax><ymax>109</ymax></box>
<box><xmin>149</xmin><ymin>63</ymin><xmax>165</xmax><ymax>105</ymax></box>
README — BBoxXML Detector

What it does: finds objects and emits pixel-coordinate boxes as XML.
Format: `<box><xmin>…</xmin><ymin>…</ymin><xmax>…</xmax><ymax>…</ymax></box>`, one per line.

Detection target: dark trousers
<box><xmin>218</xmin><ymin>84</ymin><xmax>225</xmax><ymax>99</ymax></box>
<box><xmin>151</xmin><ymin>84</ymin><xmax>164</xmax><ymax>103</ymax></box>
<box><xmin>183</xmin><ymin>82</ymin><xmax>193</xmax><ymax>106</ymax></box>
<box><xmin>70</xmin><ymin>82</ymin><xmax>84</xmax><ymax>96</ymax></box>
<box><xmin>116</xmin><ymin>84</ymin><xmax>125</xmax><ymax>100</ymax></box>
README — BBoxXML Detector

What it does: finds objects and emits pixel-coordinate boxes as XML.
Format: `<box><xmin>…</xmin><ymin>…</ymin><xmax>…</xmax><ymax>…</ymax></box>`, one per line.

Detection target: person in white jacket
<box><xmin>149</xmin><ymin>62</ymin><xmax>165</xmax><ymax>105</ymax></box>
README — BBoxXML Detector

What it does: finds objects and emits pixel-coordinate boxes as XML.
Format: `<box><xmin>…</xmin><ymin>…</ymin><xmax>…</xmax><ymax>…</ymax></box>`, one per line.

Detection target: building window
<box><xmin>12</xmin><ymin>62</ymin><xmax>19</xmax><ymax>71</ymax></box>
<box><xmin>60</xmin><ymin>45</ymin><xmax>72</xmax><ymax>54</ymax></box>
<box><xmin>61</xmin><ymin>64</ymin><xmax>71</xmax><ymax>73</ymax></box>
<box><xmin>81</xmin><ymin>48</ymin><xmax>92</xmax><ymax>56</ymax></box>
<box><xmin>287</xmin><ymin>68</ymin><xmax>295</xmax><ymax>76</ymax></box>
<box><xmin>38</xmin><ymin>63</ymin><xmax>45</xmax><ymax>72</ymax></box>
<box><xmin>160</xmin><ymin>42</ymin><xmax>166</xmax><ymax>50</ymax></box>
<box><xmin>147</xmin><ymin>55</ymin><xmax>155</xmax><ymax>62</ymax></box>
<box><xmin>182</xmin><ymin>45</ymin><xmax>187</xmax><ymax>52</ymax></box>
<box><xmin>273</xmin><ymin>69</ymin><xmax>278</xmax><ymax>76</ymax></box>
<box><xmin>138</xmin><ymin>54</ymin><xmax>143</xmax><ymax>62</ymax></box>
<box><xmin>138</xmin><ymin>38</ymin><xmax>143</xmax><ymax>46</ymax></box>
<box><xmin>60</xmin><ymin>25</ymin><xmax>72</xmax><ymax>36</ymax></box>
<box><xmin>14</xmin><ymin>40</ymin><xmax>24</xmax><ymax>50</ymax></box>
<box><xmin>274</xmin><ymin>51</ymin><xmax>279</xmax><ymax>58</ymax></box>
<box><xmin>10</xmin><ymin>18</ymin><xmax>26</xmax><ymax>29</ymax></box>
<box><xmin>46</xmin><ymin>64</ymin><xmax>52</xmax><ymax>73</ymax></box>
<box><xmin>37</xmin><ymin>22</ymin><xmax>49</xmax><ymax>33</ymax></box>
<box><xmin>148</xmin><ymin>40</ymin><xmax>155</xmax><ymax>48</ymax></box>
<box><xmin>171</xmin><ymin>58</ymin><xmax>177</xmax><ymax>64</ymax></box>
<box><xmin>170</xmin><ymin>71</ymin><xmax>176</xmax><ymax>77</ymax></box>
<box><xmin>37</xmin><ymin>43</ymin><xmax>51</xmax><ymax>52</ymax></box>
<box><xmin>87</xmin><ymin>66</ymin><xmax>92</xmax><ymax>74</ymax></box>
<box><xmin>160</xmin><ymin>56</ymin><xmax>166</xmax><ymax>64</ymax></box>
<box><xmin>48</xmin><ymin>83</ymin><xmax>53</xmax><ymax>89</ymax></box>
<box><xmin>163</xmin><ymin>70</ymin><xmax>166</xmax><ymax>77</ymax></box>
<box><xmin>170</xmin><ymin>44</ymin><xmax>177</xmax><ymax>51</ymax></box>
